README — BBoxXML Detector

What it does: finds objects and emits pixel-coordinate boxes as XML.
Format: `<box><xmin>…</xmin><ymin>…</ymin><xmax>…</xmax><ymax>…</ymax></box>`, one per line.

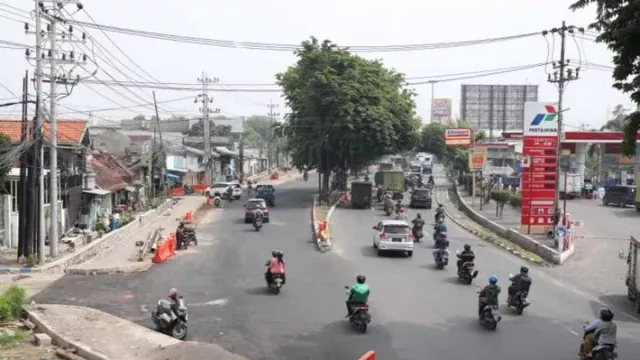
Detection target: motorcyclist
<box><xmin>457</xmin><ymin>244</ymin><xmax>476</xmax><ymax>272</ymax></box>
<box><xmin>247</xmin><ymin>180</ymin><xmax>253</xmax><ymax>194</ymax></box>
<box><xmin>428</xmin><ymin>175</ymin><xmax>435</xmax><ymax>186</ymax></box>
<box><xmin>265</xmin><ymin>250</ymin><xmax>286</xmax><ymax>285</ymax></box>
<box><xmin>395</xmin><ymin>199</ymin><xmax>404</xmax><ymax>214</ymax></box>
<box><xmin>225</xmin><ymin>186</ymin><xmax>233</xmax><ymax>200</ymax></box>
<box><xmin>168</xmin><ymin>288</ymin><xmax>180</xmax><ymax>314</ymax></box>
<box><xmin>175</xmin><ymin>221</ymin><xmax>185</xmax><ymax>248</ymax></box>
<box><xmin>411</xmin><ymin>213</ymin><xmax>425</xmax><ymax>238</ymax></box>
<box><xmin>478</xmin><ymin>275</ymin><xmax>501</xmax><ymax>316</ymax></box>
<box><xmin>582</xmin><ymin>307</ymin><xmax>617</xmax><ymax>356</ymax></box>
<box><xmin>376</xmin><ymin>187</ymin><xmax>384</xmax><ymax>201</ymax></box>
<box><xmin>432</xmin><ymin>230</ymin><xmax>449</xmax><ymax>260</ymax></box>
<box><xmin>253</xmin><ymin>205</ymin><xmax>265</xmax><ymax>224</ymax></box>
<box><xmin>434</xmin><ymin>218</ymin><xmax>447</xmax><ymax>235</ymax></box>
<box><xmin>435</xmin><ymin>204</ymin><xmax>445</xmax><ymax>222</ymax></box>
<box><xmin>346</xmin><ymin>275</ymin><xmax>370</xmax><ymax>317</ymax></box>
<box><xmin>508</xmin><ymin>266</ymin><xmax>532</xmax><ymax>303</ymax></box>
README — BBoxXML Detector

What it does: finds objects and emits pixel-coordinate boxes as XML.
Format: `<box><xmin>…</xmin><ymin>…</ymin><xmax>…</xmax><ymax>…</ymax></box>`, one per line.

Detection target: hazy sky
<box><xmin>0</xmin><ymin>0</ymin><xmax>634</xmax><ymax>130</ymax></box>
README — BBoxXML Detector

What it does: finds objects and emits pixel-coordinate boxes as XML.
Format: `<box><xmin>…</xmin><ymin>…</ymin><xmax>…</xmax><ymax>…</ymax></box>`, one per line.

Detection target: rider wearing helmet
<box><xmin>346</xmin><ymin>275</ymin><xmax>370</xmax><ymax>317</ymax></box>
<box><xmin>395</xmin><ymin>199</ymin><xmax>403</xmax><ymax>213</ymax></box>
<box><xmin>435</xmin><ymin>204</ymin><xmax>445</xmax><ymax>222</ymax></box>
<box><xmin>168</xmin><ymin>288</ymin><xmax>180</xmax><ymax>313</ymax></box>
<box><xmin>478</xmin><ymin>275</ymin><xmax>501</xmax><ymax>316</ymax></box>
<box><xmin>265</xmin><ymin>250</ymin><xmax>286</xmax><ymax>285</ymax></box>
<box><xmin>508</xmin><ymin>266</ymin><xmax>532</xmax><ymax>302</ymax></box>
<box><xmin>428</xmin><ymin>175</ymin><xmax>435</xmax><ymax>186</ymax></box>
<box><xmin>456</xmin><ymin>244</ymin><xmax>476</xmax><ymax>272</ymax></box>
<box><xmin>583</xmin><ymin>308</ymin><xmax>617</xmax><ymax>356</ymax></box>
<box><xmin>411</xmin><ymin>213</ymin><xmax>425</xmax><ymax>228</ymax></box>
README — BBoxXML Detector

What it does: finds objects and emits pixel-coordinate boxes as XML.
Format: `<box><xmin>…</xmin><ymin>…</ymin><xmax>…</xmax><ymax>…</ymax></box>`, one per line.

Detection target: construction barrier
<box><xmin>358</xmin><ymin>351</ymin><xmax>375</xmax><ymax>360</ymax></box>
<box><xmin>170</xmin><ymin>187</ymin><xmax>185</xmax><ymax>196</ymax></box>
<box><xmin>152</xmin><ymin>233</ymin><xmax>177</xmax><ymax>263</ymax></box>
<box><xmin>316</xmin><ymin>220</ymin><xmax>327</xmax><ymax>239</ymax></box>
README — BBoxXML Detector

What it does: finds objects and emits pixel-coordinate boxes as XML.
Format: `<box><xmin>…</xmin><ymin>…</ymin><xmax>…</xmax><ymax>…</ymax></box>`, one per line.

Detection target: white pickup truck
<box><xmin>559</xmin><ymin>173</ymin><xmax>582</xmax><ymax>199</ymax></box>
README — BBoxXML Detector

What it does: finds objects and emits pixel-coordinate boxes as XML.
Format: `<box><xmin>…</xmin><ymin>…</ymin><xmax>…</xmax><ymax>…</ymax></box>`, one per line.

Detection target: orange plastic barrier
<box><xmin>185</xmin><ymin>211</ymin><xmax>193</xmax><ymax>221</ymax></box>
<box><xmin>316</xmin><ymin>220</ymin><xmax>327</xmax><ymax>239</ymax></box>
<box><xmin>358</xmin><ymin>351</ymin><xmax>375</xmax><ymax>360</ymax></box>
<box><xmin>170</xmin><ymin>187</ymin><xmax>185</xmax><ymax>196</ymax></box>
<box><xmin>192</xmin><ymin>184</ymin><xmax>208</xmax><ymax>193</ymax></box>
<box><xmin>167</xmin><ymin>233</ymin><xmax>177</xmax><ymax>256</ymax></box>
<box><xmin>152</xmin><ymin>233</ymin><xmax>177</xmax><ymax>263</ymax></box>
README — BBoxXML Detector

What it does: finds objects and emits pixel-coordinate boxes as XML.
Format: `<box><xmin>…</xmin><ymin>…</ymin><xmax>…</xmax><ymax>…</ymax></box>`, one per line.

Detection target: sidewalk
<box><xmin>67</xmin><ymin>196</ymin><xmax>207</xmax><ymax>274</ymax></box>
<box><xmin>26</xmin><ymin>304</ymin><xmax>246</xmax><ymax>360</ymax></box>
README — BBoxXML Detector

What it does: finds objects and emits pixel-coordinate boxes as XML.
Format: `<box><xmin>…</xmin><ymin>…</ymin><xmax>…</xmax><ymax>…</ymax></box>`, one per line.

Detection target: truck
<box><xmin>374</xmin><ymin>170</ymin><xmax>405</xmax><ymax>200</ymax></box>
<box><xmin>559</xmin><ymin>173</ymin><xmax>582</xmax><ymax>199</ymax></box>
<box><xmin>625</xmin><ymin>236</ymin><xmax>640</xmax><ymax>313</ymax></box>
<box><xmin>350</xmin><ymin>181</ymin><xmax>373</xmax><ymax>209</ymax></box>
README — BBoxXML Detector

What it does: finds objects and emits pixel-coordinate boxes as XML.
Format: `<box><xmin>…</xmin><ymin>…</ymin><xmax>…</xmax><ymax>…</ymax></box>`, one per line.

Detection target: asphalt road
<box><xmin>32</xmin><ymin>174</ymin><xmax>640</xmax><ymax>360</ymax></box>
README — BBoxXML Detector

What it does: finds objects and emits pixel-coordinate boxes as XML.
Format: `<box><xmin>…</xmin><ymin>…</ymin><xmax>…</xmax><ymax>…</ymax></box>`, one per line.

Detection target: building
<box><xmin>460</xmin><ymin>84</ymin><xmax>538</xmax><ymax>132</ymax></box>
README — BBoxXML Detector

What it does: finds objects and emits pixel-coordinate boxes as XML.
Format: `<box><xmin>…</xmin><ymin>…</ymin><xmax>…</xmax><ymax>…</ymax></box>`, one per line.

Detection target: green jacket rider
<box><xmin>346</xmin><ymin>275</ymin><xmax>370</xmax><ymax>316</ymax></box>
<box><xmin>478</xmin><ymin>274</ymin><xmax>501</xmax><ymax>316</ymax></box>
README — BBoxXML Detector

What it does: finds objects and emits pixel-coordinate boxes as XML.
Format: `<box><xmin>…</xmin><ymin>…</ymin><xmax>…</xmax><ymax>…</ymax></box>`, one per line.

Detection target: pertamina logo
<box><xmin>528</xmin><ymin>105</ymin><xmax>557</xmax><ymax>133</ymax></box>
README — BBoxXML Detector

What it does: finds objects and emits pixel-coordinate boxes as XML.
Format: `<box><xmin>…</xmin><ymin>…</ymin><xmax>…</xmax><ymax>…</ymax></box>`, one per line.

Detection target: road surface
<box><xmin>33</xmin><ymin>176</ymin><xmax>640</xmax><ymax>359</ymax></box>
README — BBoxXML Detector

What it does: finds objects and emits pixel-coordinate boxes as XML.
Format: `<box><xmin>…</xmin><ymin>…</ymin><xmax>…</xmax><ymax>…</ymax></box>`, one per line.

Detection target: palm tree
<box><xmin>600</xmin><ymin>104</ymin><xmax>629</xmax><ymax>131</ymax></box>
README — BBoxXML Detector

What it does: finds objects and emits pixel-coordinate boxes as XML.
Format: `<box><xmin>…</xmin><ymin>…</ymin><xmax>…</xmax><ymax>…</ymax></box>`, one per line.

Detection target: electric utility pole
<box><xmin>196</xmin><ymin>73</ymin><xmax>220</xmax><ymax>184</ymax></box>
<box><xmin>267</xmin><ymin>101</ymin><xmax>279</xmax><ymax>170</ymax></box>
<box><xmin>545</xmin><ymin>21</ymin><xmax>583</xmax><ymax>234</ymax></box>
<box><xmin>26</xmin><ymin>0</ymin><xmax>87</xmax><ymax>258</ymax></box>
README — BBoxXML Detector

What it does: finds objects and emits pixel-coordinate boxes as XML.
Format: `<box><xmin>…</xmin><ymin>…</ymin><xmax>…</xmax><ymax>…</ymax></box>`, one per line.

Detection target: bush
<box><xmin>509</xmin><ymin>193</ymin><xmax>522</xmax><ymax>208</ymax></box>
<box><xmin>0</xmin><ymin>285</ymin><xmax>26</xmax><ymax>321</ymax></box>
<box><xmin>490</xmin><ymin>190</ymin><xmax>512</xmax><ymax>204</ymax></box>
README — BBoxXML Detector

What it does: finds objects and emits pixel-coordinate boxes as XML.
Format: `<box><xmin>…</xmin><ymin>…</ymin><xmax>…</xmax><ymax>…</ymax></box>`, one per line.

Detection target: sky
<box><xmin>0</xmin><ymin>0</ymin><xmax>635</xmax><ymax>131</ymax></box>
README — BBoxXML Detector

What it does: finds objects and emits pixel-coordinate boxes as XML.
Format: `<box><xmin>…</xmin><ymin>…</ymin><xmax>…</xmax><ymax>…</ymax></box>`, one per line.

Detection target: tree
<box><xmin>474</xmin><ymin>129</ymin><xmax>487</xmax><ymax>142</ymax></box>
<box><xmin>188</xmin><ymin>119</ymin><xmax>232</xmax><ymax>137</ymax></box>
<box><xmin>0</xmin><ymin>133</ymin><xmax>11</xmax><ymax>190</ymax></box>
<box><xmin>571</xmin><ymin>1</ymin><xmax>640</xmax><ymax>156</ymax></box>
<box><xmin>600</xmin><ymin>104</ymin><xmax>629</xmax><ymax>131</ymax></box>
<box><xmin>418</xmin><ymin>123</ymin><xmax>446</xmax><ymax>160</ymax></box>
<box><xmin>275</xmin><ymin>37</ymin><xmax>420</xmax><ymax>196</ymax></box>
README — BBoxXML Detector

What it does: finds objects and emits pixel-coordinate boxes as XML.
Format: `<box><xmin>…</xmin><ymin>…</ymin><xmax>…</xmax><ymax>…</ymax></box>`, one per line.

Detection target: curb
<box><xmin>24</xmin><ymin>307</ymin><xmax>111</xmax><ymax>360</ymax></box>
<box><xmin>311</xmin><ymin>195</ymin><xmax>335</xmax><ymax>253</ymax></box>
<box><xmin>435</xmin><ymin>184</ymin><xmax>545</xmax><ymax>266</ymax></box>
<box><xmin>0</xmin><ymin>267</ymin><xmax>36</xmax><ymax>274</ymax></box>
<box><xmin>65</xmin><ymin>261</ymin><xmax>153</xmax><ymax>275</ymax></box>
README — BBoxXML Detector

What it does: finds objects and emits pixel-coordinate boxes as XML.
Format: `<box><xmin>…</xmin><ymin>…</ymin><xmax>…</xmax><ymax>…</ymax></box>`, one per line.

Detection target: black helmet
<box><xmin>416</xmin><ymin>213</ymin><xmax>422</xmax><ymax>219</ymax></box>
<box><xmin>276</xmin><ymin>251</ymin><xmax>284</xmax><ymax>259</ymax></box>
<box><xmin>599</xmin><ymin>307</ymin><xmax>614</xmax><ymax>321</ymax></box>
<box><xmin>356</xmin><ymin>275</ymin><xmax>366</xmax><ymax>284</ymax></box>
<box><xmin>272</xmin><ymin>250</ymin><xmax>278</xmax><ymax>257</ymax></box>
<box><xmin>464</xmin><ymin>244</ymin><xmax>471</xmax><ymax>251</ymax></box>
<box><xmin>438</xmin><ymin>204</ymin><xmax>443</xmax><ymax>208</ymax></box>
<box><xmin>520</xmin><ymin>266</ymin><xmax>529</xmax><ymax>274</ymax></box>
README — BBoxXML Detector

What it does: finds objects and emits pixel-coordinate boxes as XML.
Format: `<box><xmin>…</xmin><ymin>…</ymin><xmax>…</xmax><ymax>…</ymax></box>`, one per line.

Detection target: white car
<box><xmin>372</xmin><ymin>219</ymin><xmax>414</xmax><ymax>257</ymax></box>
<box><xmin>207</xmin><ymin>182</ymin><xmax>242</xmax><ymax>200</ymax></box>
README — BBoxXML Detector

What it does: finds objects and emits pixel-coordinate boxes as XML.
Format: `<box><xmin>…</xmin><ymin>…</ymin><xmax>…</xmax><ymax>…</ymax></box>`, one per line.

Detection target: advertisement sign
<box><xmin>521</xmin><ymin>139</ymin><xmax>557</xmax><ymax>227</ymax></box>
<box><xmin>523</xmin><ymin>102</ymin><xmax>559</xmax><ymax>135</ymax></box>
<box><xmin>469</xmin><ymin>147</ymin><xmax>488</xmax><ymax>170</ymax></box>
<box><xmin>444</xmin><ymin>128</ymin><xmax>472</xmax><ymax>146</ymax></box>
<box><xmin>431</xmin><ymin>98</ymin><xmax>452</xmax><ymax>123</ymax></box>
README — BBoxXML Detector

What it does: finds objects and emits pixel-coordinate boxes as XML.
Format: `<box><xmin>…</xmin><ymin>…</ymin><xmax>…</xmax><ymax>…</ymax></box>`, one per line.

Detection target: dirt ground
<box><xmin>0</xmin><ymin>326</ymin><xmax>61</xmax><ymax>360</ymax></box>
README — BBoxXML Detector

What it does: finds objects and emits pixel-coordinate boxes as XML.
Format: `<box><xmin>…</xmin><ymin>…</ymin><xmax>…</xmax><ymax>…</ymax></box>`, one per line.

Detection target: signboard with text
<box><xmin>431</xmin><ymin>98</ymin><xmax>452</xmax><ymax>123</ymax></box>
<box><xmin>469</xmin><ymin>147</ymin><xmax>488</xmax><ymax>170</ymax></box>
<box><xmin>444</xmin><ymin>128</ymin><xmax>472</xmax><ymax>146</ymax></box>
<box><xmin>521</xmin><ymin>112</ymin><xmax>558</xmax><ymax>231</ymax></box>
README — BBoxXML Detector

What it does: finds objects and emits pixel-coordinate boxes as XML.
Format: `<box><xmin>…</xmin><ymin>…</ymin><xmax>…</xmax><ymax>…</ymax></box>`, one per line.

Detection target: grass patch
<box><xmin>0</xmin><ymin>329</ymin><xmax>29</xmax><ymax>349</ymax></box>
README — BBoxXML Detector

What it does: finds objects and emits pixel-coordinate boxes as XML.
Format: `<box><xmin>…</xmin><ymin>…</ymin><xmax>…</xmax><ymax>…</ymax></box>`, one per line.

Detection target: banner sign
<box><xmin>444</xmin><ymin>128</ymin><xmax>472</xmax><ymax>146</ymax></box>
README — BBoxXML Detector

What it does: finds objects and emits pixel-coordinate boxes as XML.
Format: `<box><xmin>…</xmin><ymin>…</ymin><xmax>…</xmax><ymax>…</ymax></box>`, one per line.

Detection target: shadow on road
<box><xmin>593</xmin><ymin>295</ymin><xmax>640</xmax><ymax>323</ymax></box>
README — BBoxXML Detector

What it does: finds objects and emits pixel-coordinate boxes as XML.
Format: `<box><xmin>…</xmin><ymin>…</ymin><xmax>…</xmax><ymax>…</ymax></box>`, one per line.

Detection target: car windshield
<box><xmin>213</xmin><ymin>183</ymin><xmax>228</xmax><ymax>188</ymax></box>
<box><xmin>247</xmin><ymin>201</ymin><xmax>266</xmax><ymax>208</ymax></box>
<box><xmin>384</xmin><ymin>225</ymin><xmax>410</xmax><ymax>234</ymax></box>
<box><xmin>410</xmin><ymin>166</ymin><xmax>421</xmax><ymax>173</ymax></box>
<box><xmin>414</xmin><ymin>190</ymin><xmax>429</xmax><ymax>196</ymax></box>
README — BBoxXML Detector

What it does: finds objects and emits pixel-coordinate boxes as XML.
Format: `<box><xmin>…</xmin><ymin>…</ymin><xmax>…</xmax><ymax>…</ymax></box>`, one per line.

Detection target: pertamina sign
<box><xmin>523</xmin><ymin>102</ymin><xmax>558</xmax><ymax>135</ymax></box>
<box><xmin>444</xmin><ymin>128</ymin><xmax>472</xmax><ymax>146</ymax></box>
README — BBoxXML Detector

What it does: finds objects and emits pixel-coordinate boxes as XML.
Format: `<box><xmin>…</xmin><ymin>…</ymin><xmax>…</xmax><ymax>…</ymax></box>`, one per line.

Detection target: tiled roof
<box><xmin>0</xmin><ymin>119</ymin><xmax>88</xmax><ymax>145</ymax></box>
<box><xmin>91</xmin><ymin>151</ymin><xmax>135</xmax><ymax>192</ymax></box>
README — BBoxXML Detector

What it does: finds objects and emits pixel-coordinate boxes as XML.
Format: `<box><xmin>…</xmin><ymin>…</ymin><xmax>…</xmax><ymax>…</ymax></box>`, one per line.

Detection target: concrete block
<box><xmin>33</xmin><ymin>332</ymin><xmax>52</xmax><ymax>346</ymax></box>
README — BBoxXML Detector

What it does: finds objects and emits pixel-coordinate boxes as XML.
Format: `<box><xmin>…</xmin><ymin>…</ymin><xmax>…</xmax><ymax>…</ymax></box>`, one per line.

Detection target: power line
<box><xmin>63</xmin><ymin>18</ymin><xmax>541</xmax><ymax>52</ymax></box>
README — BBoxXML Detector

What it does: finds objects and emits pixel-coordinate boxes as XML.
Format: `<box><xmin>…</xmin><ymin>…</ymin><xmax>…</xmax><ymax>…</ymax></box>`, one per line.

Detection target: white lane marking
<box><xmin>140</xmin><ymin>298</ymin><xmax>229</xmax><ymax>312</ymax></box>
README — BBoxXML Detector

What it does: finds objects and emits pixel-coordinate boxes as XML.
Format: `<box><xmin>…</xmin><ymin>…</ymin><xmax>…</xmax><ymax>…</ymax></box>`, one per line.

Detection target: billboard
<box><xmin>469</xmin><ymin>147</ymin><xmax>488</xmax><ymax>170</ymax></box>
<box><xmin>460</xmin><ymin>84</ymin><xmax>538</xmax><ymax>131</ymax></box>
<box><xmin>523</xmin><ymin>102</ymin><xmax>559</xmax><ymax>135</ymax></box>
<box><xmin>521</xmin><ymin>102</ymin><xmax>558</xmax><ymax>234</ymax></box>
<box><xmin>444</xmin><ymin>128</ymin><xmax>472</xmax><ymax>146</ymax></box>
<box><xmin>431</xmin><ymin>98</ymin><xmax>452</xmax><ymax>123</ymax></box>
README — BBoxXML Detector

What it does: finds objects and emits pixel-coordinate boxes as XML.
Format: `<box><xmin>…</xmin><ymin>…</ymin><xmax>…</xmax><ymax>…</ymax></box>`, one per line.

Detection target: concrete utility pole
<box><xmin>27</xmin><ymin>0</ymin><xmax>87</xmax><ymax>258</ymax></box>
<box><xmin>152</xmin><ymin>91</ymin><xmax>166</xmax><ymax>191</ymax></box>
<box><xmin>267</xmin><ymin>101</ymin><xmax>279</xmax><ymax>170</ymax></box>
<box><xmin>196</xmin><ymin>72</ymin><xmax>220</xmax><ymax>184</ymax></box>
<box><xmin>546</xmin><ymin>21</ymin><xmax>583</xmax><ymax>234</ymax></box>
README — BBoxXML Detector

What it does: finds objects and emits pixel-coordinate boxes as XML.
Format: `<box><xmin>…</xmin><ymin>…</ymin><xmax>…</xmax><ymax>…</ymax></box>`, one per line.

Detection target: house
<box><xmin>0</xmin><ymin>119</ymin><xmax>90</xmax><ymax>246</ymax></box>
<box><xmin>165</xmin><ymin>144</ymin><xmax>209</xmax><ymax>186</ymax></box>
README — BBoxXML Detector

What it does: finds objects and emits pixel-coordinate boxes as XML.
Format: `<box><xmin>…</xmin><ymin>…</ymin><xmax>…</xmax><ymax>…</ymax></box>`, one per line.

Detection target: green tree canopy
<box><xmin>418</xmin><ymin>123</ymin><xmax>446</xmax><ymax>160</ymax></box>
<box><xmin>571</xmin><ymin>0</ymin><xmax>640</xmax><ymax>156</ymax></box>
<box><xmin>0</xmin><ymin>133</ymin><xmax>11</xmax><ymax>190</ymax></box>
<box><xmin>275</xmin><ymin>37</ymin><xmax>420</xmax><ymax>180</ymax></box>
<box><xmin>188</xmin><ymin>118</ymin><xmax>232</xmax><ymax>137</ymax></box>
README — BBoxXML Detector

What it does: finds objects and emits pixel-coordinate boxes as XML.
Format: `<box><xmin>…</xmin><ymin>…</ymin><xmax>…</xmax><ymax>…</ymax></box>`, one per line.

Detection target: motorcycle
<box><xmin>457</xmin><ymin>254</ymin><xmax>478</xmax><ymax>284</ymax></box>
<box><xmin>177</xmin><ymin>227</ymin><xmax>197</xmax><ymax>250</ymax></box>
<box><xmin>412</xmin><ymin>226</ymin><xmax>423</xmax><ymax>242</ymax></box>
<box><xmin>376</xmin><ymin>188</ymin><xmax>384</xmax><ymax>202</ymax></box>
<box><xmin>478</xmin><ymin>294</ymin><xmax>501</xmax><ymax>330</ymax></box>
<box><xmin>344</xmin><ymin>286</ymin><xmax>371</xmax><ymax>333</ymax></box>
<box><xmin>269</xmin><ymin>273</ymin><xmax>284</xmax><ymax>294</ymax></box>
<box><xmin>434</xmin><ymin>249</ymin><xmax>449</xmax><ymax>269</ymax></box>
<box><xmin>395</xmin><ymin>207</ymin><xmax>406</xmax><ymax>221</ymax></box>
<box><xmin>383</xmin><ymin>199</ymin><xmax>394</xmax><ymax>216</ymax></box>
<box><xmin>433</xmin><ymin>231</ymin><xmax>447</xmax><ymax>243</ymax></box>
<box><xmin>253</xmin><ymin>217</ymin><xmax>263</xmax><ymax>231</ymax></box>
<box><xmin>578</xmin><ymin>322</ymin><xmax>618</xmax><ymax>360</ymax></box>
<box><xmin>152</xmin><ymin>297</ymin><xmax>188</xmax><ymax>340</ymax></box>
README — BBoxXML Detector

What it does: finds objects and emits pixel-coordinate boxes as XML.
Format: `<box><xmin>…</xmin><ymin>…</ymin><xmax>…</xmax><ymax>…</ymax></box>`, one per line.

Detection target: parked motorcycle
<box><xmin>152</xmin><ymin>297</ymin><xmax>188</xmax><ymax>340</ymax></box>
<box><xmin>434</xmin><ymin>249</ymin><xmax>449</xmax><ymax>269</ymax></box>
<box><xmin>578</xmin><ymin>321</ymin><xmax>618</xmax><ymax>360</ymax></box>
<box><xmin>344</xmin><ymin>286</ymin><xmax>371</xmax><ymax>333</ymax></box>
<box><xmin>269</xmin><ymin>274</ymin><xmax>284</xmax><ymax>294</ymax></box>
<box><xmin>478</xmin><ymin>295</ymin><xmax>501</xmax><ymax>330</ymax></box>
<box><xmin>213</xmin><ymin>195</ymin><xmax>222</xmax><ymax>208</ymax></box>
